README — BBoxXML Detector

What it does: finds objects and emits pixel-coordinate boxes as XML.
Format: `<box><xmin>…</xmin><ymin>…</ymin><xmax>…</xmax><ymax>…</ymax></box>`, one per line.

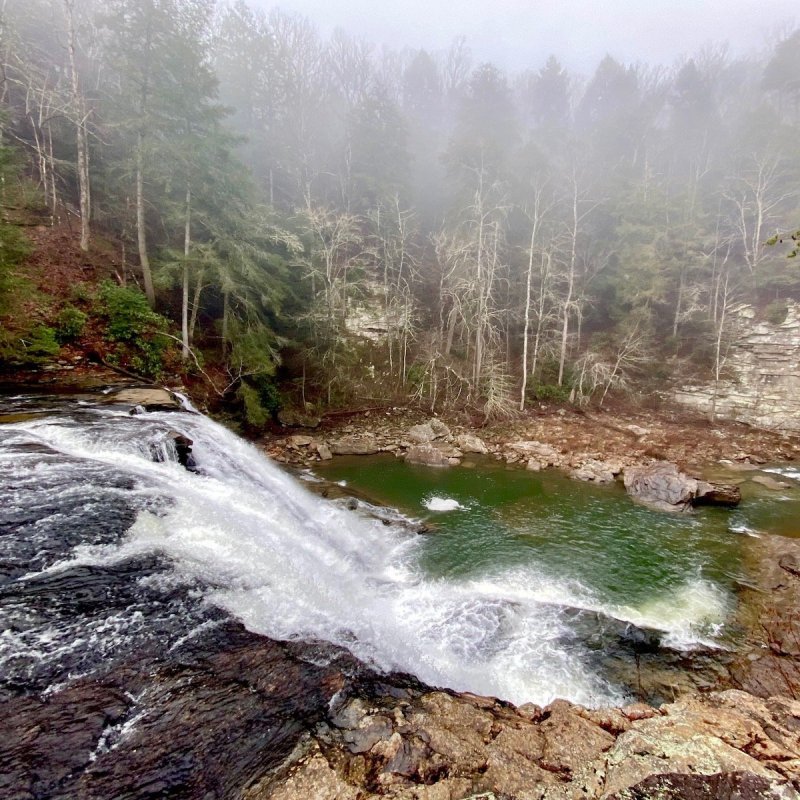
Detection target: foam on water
<box><xmin>423</xmin><ymin>496</ymin><xmax>463</xmax><ymax>512</ymax></box>
<box><xmin>764</xmin><ymin>467</ymin><xmax>800</xmax><ymax>482</ymax></box>
<box><xmin>0</xmin><ymin>405</ymin><xmax>735</xmax><ymax>707</ymax></box>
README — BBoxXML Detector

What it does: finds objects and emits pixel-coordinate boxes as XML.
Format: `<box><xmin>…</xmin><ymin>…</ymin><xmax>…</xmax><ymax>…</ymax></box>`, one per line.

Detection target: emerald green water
<box><xmin>316</xmin><ymin>455</ymin><xmax>800</xmax><ymax>647</ymax></box>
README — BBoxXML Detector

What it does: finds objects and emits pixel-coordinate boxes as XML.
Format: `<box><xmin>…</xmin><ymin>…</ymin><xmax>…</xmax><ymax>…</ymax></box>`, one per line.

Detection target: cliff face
<box><xmin>674</xmin><ymin>302</ymin><xmax>800</xmax><ymax>431</ymax></box>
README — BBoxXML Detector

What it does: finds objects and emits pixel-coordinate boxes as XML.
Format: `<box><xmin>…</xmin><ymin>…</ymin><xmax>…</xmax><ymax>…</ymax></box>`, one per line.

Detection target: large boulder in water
<box><xmin>694</xmin><ymin>481</ymin><xmax>742</xmax><ymax>507</ymax></box>
<box><xmin>405</xmin><ymin>442</ymin><xmax>461</xmax><ymax>467</ymax></box>
<box><xmin>623</xmin><ymin>461</ymin><xmax>740</xmax><ymax>512</ymax></box>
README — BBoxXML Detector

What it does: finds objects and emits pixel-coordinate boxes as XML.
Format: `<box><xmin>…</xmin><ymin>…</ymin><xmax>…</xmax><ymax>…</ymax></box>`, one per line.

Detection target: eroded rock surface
<box><xmin>247</xmin><ymin>685</ymin><xmax>800</xmax><ymax>800</ymax></box>
<box><xmin>624</xmin><ymin>461</ymin><xmax>741</xmax><ymax>512</ymax></box>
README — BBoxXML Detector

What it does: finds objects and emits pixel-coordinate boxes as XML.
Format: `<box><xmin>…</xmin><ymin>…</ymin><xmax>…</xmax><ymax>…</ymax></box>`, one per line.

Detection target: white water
<box><xmin>423</xmin><ymin>496</ymin><xmax>463</xmax><ymax>512</ymax></box>
<box><xmin>1</xmin><ymin>404</ymin><xmax>730</xmax><ymax>707</ymax></box>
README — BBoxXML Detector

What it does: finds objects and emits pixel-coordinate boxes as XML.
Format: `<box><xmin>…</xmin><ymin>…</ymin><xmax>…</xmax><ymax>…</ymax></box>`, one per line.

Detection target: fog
<box><xmin>3</xmin><ymin>0</ymin><xmax>800</xmax><ymax>413</ymax></box>
<box><xmin>262</xmin><ymin>0</ymin><xmax>797</xmax><ymax>72</ymax></box>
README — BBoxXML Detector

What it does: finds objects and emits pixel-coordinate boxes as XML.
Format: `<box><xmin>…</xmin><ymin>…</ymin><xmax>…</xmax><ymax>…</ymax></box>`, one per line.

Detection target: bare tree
<box><xmin>725</xmin><ymin>153</ymin><xmax>798</xmax><ymax>287</ymax></box>
<box><xmin>63</xmin><ymin>0</ymin><xmax>90</xmax><ymax>251</ymax></box>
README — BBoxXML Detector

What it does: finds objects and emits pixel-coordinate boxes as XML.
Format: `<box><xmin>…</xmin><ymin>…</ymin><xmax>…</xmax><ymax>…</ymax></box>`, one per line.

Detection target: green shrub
<box><xmin>531</xmin><ymin>383</ymin><xmax>571</xmax><ymax>403</ymax></box>
<box><xmin>25</xmin><ymin>325</ymin><xmax>59</xmax><ymax>360</ymax></box>
<box><xmin>764</xmin><ymin>300</ymin><xmax>789</xmax><ymax>326</ymax></box>
<box><xmin>55</xmin><ymin>305</ymin><xmax>87</xmax><ymax>342</ymax></box>
<box><xmin>96</xmin><ymin>281</ymin><xmax>171</xmax><ymax>377</ymax></box>
<box><xmin>238</xmin><ymin>381</ymin><xmax>271</xmax><ymax>428</ymax></box>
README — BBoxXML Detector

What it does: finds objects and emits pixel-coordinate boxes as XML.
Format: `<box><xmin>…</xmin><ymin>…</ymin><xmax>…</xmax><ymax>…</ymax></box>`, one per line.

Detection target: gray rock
<box><xmin>406</xmin><ymin>442</ymin><xmax>459</xmax><ymax>467</ymax></box>
<box><xmin>507</xmin><ymin>440</ymin><xmax>562</xmax><ymax>467</ymax></box>
<box><xmin>623</xmin><ymin>461</ymin><xmax>741</xmax><ymax>512</ymax></box>
<box><xmin>752</xmin><ymin>474</ymin><xmax>791</xmax><ymax>490</ymax></box>
<box><xmin>407</xmin><ymin>418</ymin><xmax>451</xmax><ymax>444</ymax></box>
<box><xmin>571</xmin><ymin>459</ymin><xmax>617</xmax><ymax>483</ymax></box>
<box><xmin>330</xmin><ymin>434</ymin><xmax>380</xmax><ymax>455</ymax></box>
<box><xmin>315</xmin><ymin>443</ymin><xmax>333</xmax><ymax>461</ymax></box>
<box><xmin>456</xmin><ymin>433</ymin><xmax>488</xmax><ymax>454</ymax></box>
<box><xmin>407</xmin><ymin>422</ymin><xmax>437</xmax><ymax>443</ymax></box>
<box><xmin>623</xmin><ymin>462</ymin><xmax>699</xmax><ymax>512</ymax></box>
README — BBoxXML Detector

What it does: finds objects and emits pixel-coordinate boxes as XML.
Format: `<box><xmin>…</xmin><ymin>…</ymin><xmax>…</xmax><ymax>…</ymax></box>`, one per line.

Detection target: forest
<box><xmin>1</xmin><ymin>0</ymin><xmax>799</xmax><ymax>424</ymax></box>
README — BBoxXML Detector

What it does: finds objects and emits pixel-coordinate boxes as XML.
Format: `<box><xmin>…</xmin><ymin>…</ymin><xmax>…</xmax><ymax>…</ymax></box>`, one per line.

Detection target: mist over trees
<box><xmin>1</xmin><ymin>0</ymin><xmax>799</xmax><ymax>421</ymax></box>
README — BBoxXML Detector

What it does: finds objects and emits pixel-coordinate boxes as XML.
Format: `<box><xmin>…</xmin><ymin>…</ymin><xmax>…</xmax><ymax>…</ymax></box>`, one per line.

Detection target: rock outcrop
<box><xmin>251</xmin><ymin>686</ymin><xmax>800</xmax><ymax>800</ymax></box>
<box><xmin>674</xmin><ymin>301</ymin><xmax>800</xmax><ymax>432</ymax></box>
<box><xmin>623</xmin><ymin>461</ymin><xmax>741</xmax><ymax>512</ymax></box>
<box><xmin>108</xmin><ymin>387</ymin><xmax>181</xmax><ymax>411</ymax></box>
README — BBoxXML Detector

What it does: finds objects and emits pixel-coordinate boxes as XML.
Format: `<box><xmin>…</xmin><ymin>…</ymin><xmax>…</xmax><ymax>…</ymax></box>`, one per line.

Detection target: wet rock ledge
<box><xmin>252</xmin><ymin>686</ymin><xmax>800</xmax><ymax>800</ymax></box>
<box><xmin>3</xmin><ymin>611</ymin><xmax>799</xmax><ymax>799</ymax></box>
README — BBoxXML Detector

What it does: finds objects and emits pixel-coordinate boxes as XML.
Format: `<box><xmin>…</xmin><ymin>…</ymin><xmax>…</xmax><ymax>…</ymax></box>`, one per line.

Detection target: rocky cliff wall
<box><xmin>674</xmin><ymin>302</ymin><xmax>800</xmax><ymax>432</ymax></box>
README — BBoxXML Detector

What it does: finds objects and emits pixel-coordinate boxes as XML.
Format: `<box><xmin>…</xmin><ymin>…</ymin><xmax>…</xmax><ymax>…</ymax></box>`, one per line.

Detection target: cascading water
<box><xmin>0</xmin><ymin>393</ymin><xmax>732</xmax><ymax>709</ymax></box>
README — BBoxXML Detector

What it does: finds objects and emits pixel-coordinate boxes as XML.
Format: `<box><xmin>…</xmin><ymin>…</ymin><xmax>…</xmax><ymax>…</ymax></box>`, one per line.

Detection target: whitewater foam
<box><xmin>424</xmin><ymin>496</ymin><xmax>463</xmax><ymax>511</ymax></box>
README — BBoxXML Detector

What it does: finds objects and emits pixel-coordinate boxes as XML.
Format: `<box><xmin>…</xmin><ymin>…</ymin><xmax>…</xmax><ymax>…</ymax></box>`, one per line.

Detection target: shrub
<box><xmin>531</xmin><ymin>383</ymin><xmax>571</xmax><ymax>403</ymax></box>
<box><xmin>96</xmin><ymin>281</ymin><xmax>171</xmax><ymax>377</ymax></box>
<box><xmin>764</xmin><ymin>300</ymin><xmax>789</xmax><ymax>326</ymax></box>
<box><xmin>238</xmin><ymin>381</ymin><xmax>271</xmax><ymax>428</ymax></box>
<box><xmin>55</xmin><ymin>305</ymin><xmax>87</xmax><ymax>342</ymax></box>
<box><xmin>24</xmin><ymin>325</ymin><xmax>59</xmax><ymax>361</ymax></box>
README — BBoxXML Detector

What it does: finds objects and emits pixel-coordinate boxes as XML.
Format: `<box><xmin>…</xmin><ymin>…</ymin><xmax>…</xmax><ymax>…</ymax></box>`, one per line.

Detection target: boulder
<box><xmin>694</xmin><ymin>481</ymin><xmax>742</xmax><ymax>507</ymax></box>
<box><xmin>407</xmin><ymin>419</ymin><xmax>451</xmax><ymax>444</ymax></box>
<box><xmin>329</xmin><ymin>434</ymin><xmax>380</xmax><ymax>456</ymax></box>
<box><xmin>407</xmin><ymin>422</ymin><xmax>437</xmax><ymax>443</ymax></box>
<box><xmin>428</xmin><ymin>418</ymin><xmax>451</xmax><ymax>439</ymax></box>
<box><xmin>752</xmin><ymin>474</ymin><xmax>791</xmax><ymax>491</ymax></box>
<box><xmin>315</xmin><ymin>443</ymin><xmax>333</xmax><ymax>461</ymax></box>
<box><xmin>623</xmin><ymin>461</ymin><xmax>741</xmax><ymax>512</ymax></box>
<box><xmin>623</xmin><ymin>462</ymin><xmax>697</xmax><ymax>512</ymax></box>
<box><xmin>151</xmin><ymin>431</ymin><xmax>196</xmax><ymax>471</ymax></box>
<box><xmin>405</xmin><ymin>442</ymin><xmax>460</xmax><ymax>467</ymax></box>
<box><xmin>456</xmin><ymin>433</ymin><xmax>488</xmax><ymax>454</ymax></box>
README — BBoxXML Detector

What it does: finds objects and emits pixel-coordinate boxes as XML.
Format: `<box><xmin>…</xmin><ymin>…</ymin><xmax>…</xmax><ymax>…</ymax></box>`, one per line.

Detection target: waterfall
<box><xmin>0</xmin><ymin>395</ymin><xmax>728</xmax><ymax>707</ymax></box>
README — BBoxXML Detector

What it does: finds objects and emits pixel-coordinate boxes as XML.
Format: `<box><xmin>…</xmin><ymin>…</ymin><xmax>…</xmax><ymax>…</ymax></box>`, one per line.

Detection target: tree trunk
<box><xmin>181</xmin><ymin>184</ymin><xmax>191</xmax><ymax>361</ymax></box>
<box><xmin>222</xmin><ymin>289</ymin><xmax>230</xmax><ymax>356</ymax></box>
<box><xmin>136</xmin><ymin>131</ymin><xmax>155</xmax><ymax>307</ymax></box>
<box><xmin>64</xmin><ymin>0</ymin><xmax>90</xmax><ymax>252</ymax></box>
<box><xmin>189</xmin><ymin>267</ymin><xmax>204</xmax><ymax>345</ymax></box>
<box><xmin>520</xmin><ymin>205</ymin><xmax>542</xmax><ymax>410</ymax></box>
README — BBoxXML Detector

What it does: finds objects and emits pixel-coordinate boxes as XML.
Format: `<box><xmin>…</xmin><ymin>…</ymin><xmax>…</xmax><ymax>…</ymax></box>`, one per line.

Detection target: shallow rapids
<box><xmin>0</xmin><ymin>393</ymin><xmax>744</xmax><ymax>707</ymax></box>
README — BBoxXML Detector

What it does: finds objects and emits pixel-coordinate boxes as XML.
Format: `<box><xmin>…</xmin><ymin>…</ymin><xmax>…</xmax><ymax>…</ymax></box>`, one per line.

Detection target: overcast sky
<box><xmin>257</xmin><ymin>0</ymin><xmax>797</xmax><ymax>75</ymax></box>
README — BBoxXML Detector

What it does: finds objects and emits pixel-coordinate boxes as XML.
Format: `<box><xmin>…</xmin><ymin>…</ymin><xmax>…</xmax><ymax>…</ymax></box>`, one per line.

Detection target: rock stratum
<box><xmin>674</xmin><ymin>301</ymin><xmax>800</xmax><ymax>432</ymax></box>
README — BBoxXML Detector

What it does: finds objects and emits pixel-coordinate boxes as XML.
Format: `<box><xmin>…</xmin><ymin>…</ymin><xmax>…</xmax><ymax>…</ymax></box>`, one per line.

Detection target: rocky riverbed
<box><xmin>263</xmin><ymin>403</ymin><xmax>800</xmax><ymax>478</ymax></box>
